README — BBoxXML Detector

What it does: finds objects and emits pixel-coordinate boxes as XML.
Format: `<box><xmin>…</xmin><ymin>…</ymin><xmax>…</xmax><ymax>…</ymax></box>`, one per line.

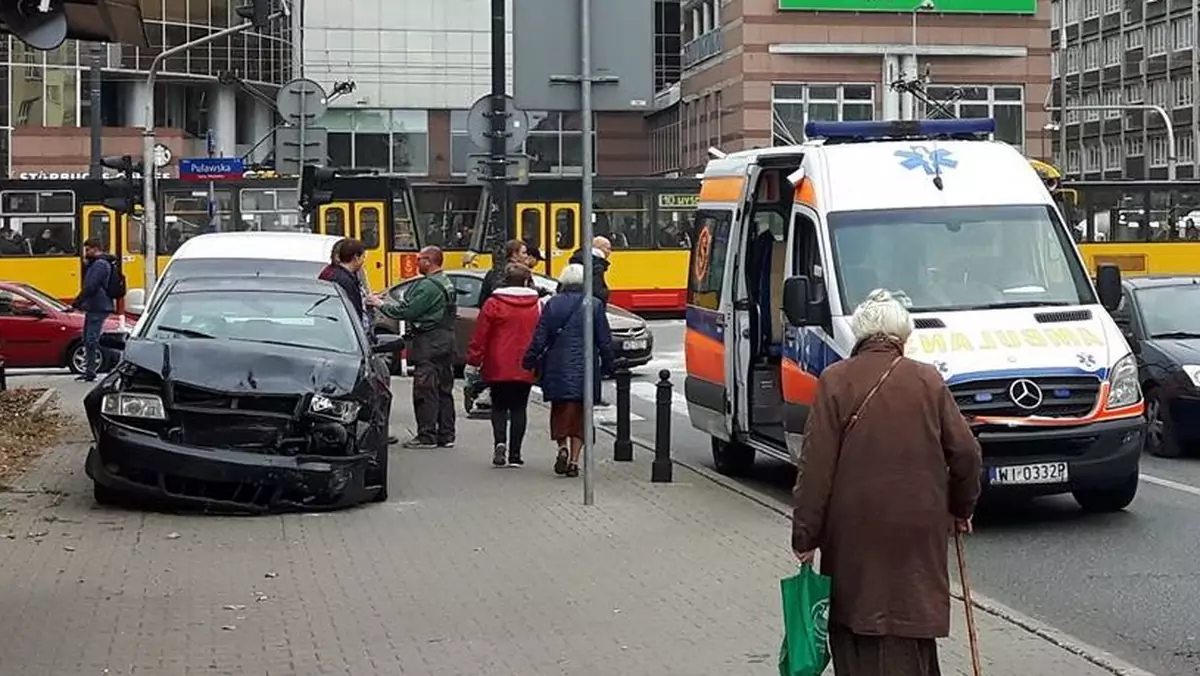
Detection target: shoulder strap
<box><xmin>841</xmin><ymin>356</ymin><xmax>903</xmax><ymax>442</ymax></box>
<box><xmin>544</xmin><ymin>297</ymin><xmax>585</xmax><ymax>354</ymax></box>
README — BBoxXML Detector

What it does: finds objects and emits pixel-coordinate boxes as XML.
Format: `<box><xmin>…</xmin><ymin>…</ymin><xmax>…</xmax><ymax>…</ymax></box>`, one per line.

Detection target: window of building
<box><xmin>770</xmin><ymin>84</ymin><xmax>874</xmax><ymax>145</ymax></box>
<box><xmin>1084</xmin><ymin>141</ymin><xmax>1102</xmax><ymax>171</ymax></box>
<box><xmin>1066</xmin><ymin>0</ymin><xmax>1080</xmax><ymax>22</ymax></box>
<box><xmin>1103</xmin><ymin>36</ymin><xmax>1121</xmax><ymax>65</ymax></box>
<box><xmin>1083</xmin><ymin>0</ymin><xmax>1100</xmax><ymax>18</ymax></box>
<box><xmin>1127</xmin><ymin>135</ymin><xmax>1144</xmax><ymax>156</ymax></box>
<box><xmin>1125</xmin><ymin>27</ymin><xmax>1144</xmax><ymax>49</ymax></box>
<box><xmin>1148</xmin><ymin>78</ymin><xmax>1168</xmax><ymax>106</ymax></box>
<box><xmin>1175</xmin><ymin>78</ymin><xmax>1193</xmax><ymax>108</ymax></box>
<box><xmin>1178</xmin><ymin>134</ymin><xmax>1195</xmax><ymax>164</ymax></box>
<box><xmin>1104</xmin><ymin>0</ymin><xmax>1121</xmax><ymax>14</ymax></box>
<box><xmin>1172</xmin><ymin>16</ymin><xmax>1194</xmax><ymax>50</ymax></box>
<box><xmin>1104</xmin><ymin>139</ymin><xmax>1122</xmax><ymax>168</ymax></box>
<box><xmin>1065</xmin><ymin>94</ymin><xmax>1080</xmax><ymax>124</ymax></box>
<box><xmin>654</xmin><ymin>0</ymin><xmax>682</xmax><ymax>92</ymax></box>
<box><xmin>1147</xmin><ymin>22</ymin><xmax>1168</xmax><ymax>55</ymax></box>
<box><xmin>924</xmin><ymin>85</ymin><xmax>1025</xmax><ymax>149</ymax></box>
<box><xmin>1084</xmin><ymin>90</ymin><xmax>1100</xmax><ymax>121</ymax></box>
<box><xmin>1067</xmin><ymin>147</ymin><xmax>1081</xmax><ymax>172</ymax></box>
<box><xmin>323</xmin><ymin>109</ymin><xmax>429</xmax><ymax>175</ymax></box>
<box><xmin>683</xmin><ymin>0</ymin><xmax>720</xmax><ymax>41</ymax></box>
<box><xmin>1149</xmin><ymin>135</ymin><xmax>1169</xmax><ymax>167</ymax></box>
<box><xmin>1066</xmin><ymin>45</ymin><xmax>1080</xmax><ymax>73</ymax></box>
<box><xmin>1104</xmin><ymin>89</ymin><xmax>1122</xmax><ymax>118</ymax></box>
<box><xmin>1126</xmin><ymin>82</ymin><xmax>1143</xmax><ymax>103</ymax></box>
<box><xmin>1083</xmin><ymin>40</ymin><xmax>1100</xmax><ymax>70</ymax></box>
<box><xmin>1050</xmin><ymin>51</ymin><xmax>1060</xmax><ymax>76</ymax></box>
<box><xmin>1051</xmin><ymin>0</ymin><xmax>1061</xmax><ymax>27</ymax></box>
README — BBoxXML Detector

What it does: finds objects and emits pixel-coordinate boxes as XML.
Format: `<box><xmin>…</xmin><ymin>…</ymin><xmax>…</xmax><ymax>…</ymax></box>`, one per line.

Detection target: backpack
<box><xmin>104</xmin><ymin>256</ymin><xmax>127</xmax><ymax>299</ymax></box>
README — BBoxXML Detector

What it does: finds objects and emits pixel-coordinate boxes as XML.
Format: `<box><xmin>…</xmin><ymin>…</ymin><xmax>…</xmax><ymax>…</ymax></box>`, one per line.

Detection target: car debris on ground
<box><xmin>0</xmin><ymin>388</ymin><xmax>67</xmax><ymax>488</ymax></box>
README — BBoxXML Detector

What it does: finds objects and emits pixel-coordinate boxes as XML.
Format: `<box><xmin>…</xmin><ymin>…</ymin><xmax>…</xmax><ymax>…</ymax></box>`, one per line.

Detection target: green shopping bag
<box><xmin>778</xmin><ymin>563</ymin><xmax>832</xmax><ymax>676</ymax></box>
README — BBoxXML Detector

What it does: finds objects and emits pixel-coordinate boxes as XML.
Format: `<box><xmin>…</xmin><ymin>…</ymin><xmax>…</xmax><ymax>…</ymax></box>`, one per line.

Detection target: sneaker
<box><xmin>565</xmin><ymin>463</ymin><xmax>580</xmax><ymax>478</ymax></box>
<box><xmin>402</xmin><ymin>437</ymin><xmax>437</xmax><ymax>449</ymax></box>
<box><xmin>437</xmin><ymin>439</ymin><xmax>456</xmax><ymax>448</ymax></box>
<box><xmin>553</xmin><ymin>447</ymin><xmax>569</xmax><ymax>475</ymax></box>
<box><xmin>508</xmin><ymin>453</ymin><xmax>524</xmax><ymax>466</ymax></box>
<box><xmin>387</xmin><ymin>435</ymin><xmax>399</xmax><ymax>445</ymax></box>
<box><xmin>493</xmin><ymin>443</ymin><xmax>508</xmax><ymax>467</ymax></box>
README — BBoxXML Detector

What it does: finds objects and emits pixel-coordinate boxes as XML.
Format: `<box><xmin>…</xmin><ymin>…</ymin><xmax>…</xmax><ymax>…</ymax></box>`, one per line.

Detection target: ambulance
<box><xmin>683</xmin><ymin>118</ymin><xmax>1145</xmax><ymax>513</ymax></box>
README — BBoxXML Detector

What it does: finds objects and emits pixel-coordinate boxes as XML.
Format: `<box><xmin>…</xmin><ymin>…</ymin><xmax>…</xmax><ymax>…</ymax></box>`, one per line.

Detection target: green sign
<box><xmin>659</xmin><ymin>193</ymin><xmax>700</xmax><ymax>209</ymax></box>
<box><xmin>778</xmin><ymin>0</ymin><xmax>1035</xmax><ymax>13</ymax></box>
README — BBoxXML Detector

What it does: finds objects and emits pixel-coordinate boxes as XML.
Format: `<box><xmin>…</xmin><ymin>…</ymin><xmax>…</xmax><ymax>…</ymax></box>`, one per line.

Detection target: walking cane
<box><xmin>955</xmin><ymin>530</ymin><xmax>984</xmax><ymax>676</ymax></box>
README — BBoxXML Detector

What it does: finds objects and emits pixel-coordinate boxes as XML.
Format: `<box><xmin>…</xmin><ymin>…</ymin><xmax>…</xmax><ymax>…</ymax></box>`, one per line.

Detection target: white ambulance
<box><xmin>683</xmin><ymin>118</ymin><xmax>1145</xmax><ymax>512</ymax></box>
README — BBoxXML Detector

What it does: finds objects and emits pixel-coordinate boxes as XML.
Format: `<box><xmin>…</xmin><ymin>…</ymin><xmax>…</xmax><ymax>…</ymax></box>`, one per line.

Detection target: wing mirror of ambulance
<box><xmin>783</xmin><ymin>276</ymin><xmax>822</xmax><ymax>326</ymax></box>
<box><xmin>1095</xmin><ymin>263</ymin><xmax>1122</xmax><ymax>313</ymax></box>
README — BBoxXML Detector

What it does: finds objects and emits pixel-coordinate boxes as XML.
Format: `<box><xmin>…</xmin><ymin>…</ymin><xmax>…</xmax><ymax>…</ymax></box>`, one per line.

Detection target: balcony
<box><xmin>683</xmin><ymin>30</ymin><xmax>723</xmax><ymax>69</ymax></box>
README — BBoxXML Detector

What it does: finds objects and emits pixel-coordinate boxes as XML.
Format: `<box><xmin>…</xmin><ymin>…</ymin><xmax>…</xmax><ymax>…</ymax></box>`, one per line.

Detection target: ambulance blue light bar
<box><xmin>804</xmin><ymin>118</ymin><xmax>996</xmax><ymax>142</ymax></box>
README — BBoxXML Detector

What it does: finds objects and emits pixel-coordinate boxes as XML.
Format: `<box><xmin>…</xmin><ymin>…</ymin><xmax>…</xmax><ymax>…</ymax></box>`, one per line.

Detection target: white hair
<box><xmin>850</xmin><ymin>288</ymin><xmax>914</xmax><ymax>343</ymax></box>
<box><xmin>558</xmin><ymin>263</ymin><xmax>586</xmax><ymax>288</ymax></box>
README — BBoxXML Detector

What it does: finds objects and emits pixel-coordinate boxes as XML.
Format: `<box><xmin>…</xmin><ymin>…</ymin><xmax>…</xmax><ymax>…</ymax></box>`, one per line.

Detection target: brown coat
<box><xmin>791</xmin><ymin>338</ymin><xmax>982</xmax><ymax>640</ymax></box>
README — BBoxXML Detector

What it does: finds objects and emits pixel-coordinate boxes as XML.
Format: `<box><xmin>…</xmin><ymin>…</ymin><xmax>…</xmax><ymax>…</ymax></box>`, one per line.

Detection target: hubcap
<box><xmin>1147</xmin><ymin>398</ymin><xmax>1164</xmax><ymax>449</ymax></box>
<box><xmin>72</xmin><ymin>346</ymin><xmax>88</xmax><ymax>373</ymax></box>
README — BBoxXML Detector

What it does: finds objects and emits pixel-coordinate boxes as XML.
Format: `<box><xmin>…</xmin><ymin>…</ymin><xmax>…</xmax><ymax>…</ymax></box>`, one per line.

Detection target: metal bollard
<box><xmin>0</xmin><ymin>357</ymin><xmax>6</xmax><ymax>392</ymax></box>
<box><xmin>651</xmin><ymin>369</ymin><xmax>673</xmax><ymax>483</ymax></box>
<box><xmin>613</xmin><ymin>367</ymin><xmax>633</xmax><ymax>461</ymax></box>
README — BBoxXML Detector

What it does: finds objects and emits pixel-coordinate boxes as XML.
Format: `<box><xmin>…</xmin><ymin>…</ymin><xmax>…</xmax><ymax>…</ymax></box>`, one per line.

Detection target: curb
<box><xmin>587</xmin><ymin>419</ymin><xmax>1159</xmax><ymax>676</ymax></box>
<box><xmin>26</xmin><ymin>388</ymin><xmax>59</xmax><ymax>416</ymax></box>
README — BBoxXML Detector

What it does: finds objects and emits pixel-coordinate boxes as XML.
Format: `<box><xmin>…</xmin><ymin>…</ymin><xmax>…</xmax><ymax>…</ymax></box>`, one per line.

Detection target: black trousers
<box><xmin>489</xmin><ymin>382</ymin><xmax>532</xmax><ymax>457</ymax></box>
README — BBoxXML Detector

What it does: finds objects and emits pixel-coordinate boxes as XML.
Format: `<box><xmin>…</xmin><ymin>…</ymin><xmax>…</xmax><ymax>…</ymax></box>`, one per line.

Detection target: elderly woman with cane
<box><xmin>791</xmin><ymin>288</ymin><xmax>983</xmax><ymax>676</ymax></box>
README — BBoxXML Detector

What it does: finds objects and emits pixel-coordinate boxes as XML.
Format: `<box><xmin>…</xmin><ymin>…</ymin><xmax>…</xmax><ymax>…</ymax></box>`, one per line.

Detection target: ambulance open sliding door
<box><xmin>515</xmin><ymin>202</ymin><xmax>549</xmax><ymax>276</ymax></box>
<box><xmin>354</xmin><ymin>201</ymin><xmax>387</xmax><ymax>291</ymax></box>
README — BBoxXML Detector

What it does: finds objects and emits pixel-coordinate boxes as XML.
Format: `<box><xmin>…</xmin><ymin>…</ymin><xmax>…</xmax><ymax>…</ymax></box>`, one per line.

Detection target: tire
<box><xmin>67</xmin><ymin>341</ymin><xmax>88</xmax><ymax>375</ymax></box>
<box><xmin>712</xmin><ymin>437</ymin><xmax>755</xmax><ymax>476</ymax></box>
<box><xmin>1073</xmin><ymin>473</ymin><xmax>1139</xmax><ymax>513</ymax></box>
<box><xmin>1144</xmin><ymin>388</ymin><xmax>1183</xmax><ymax>458</ymax></box>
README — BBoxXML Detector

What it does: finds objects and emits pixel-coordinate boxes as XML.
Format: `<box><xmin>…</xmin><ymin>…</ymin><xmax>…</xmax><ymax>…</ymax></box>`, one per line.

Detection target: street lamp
<box><xmin>907</xmin><ymin>0</ymin><xmax>936</xmax><ymax>120</ymax></box>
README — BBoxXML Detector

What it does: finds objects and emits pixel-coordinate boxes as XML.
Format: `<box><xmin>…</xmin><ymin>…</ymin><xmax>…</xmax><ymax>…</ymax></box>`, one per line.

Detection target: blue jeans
<box><xmin>83</xmin><ymin>311</ymin><xmax>108</xmax><ymax>378</ymax></box>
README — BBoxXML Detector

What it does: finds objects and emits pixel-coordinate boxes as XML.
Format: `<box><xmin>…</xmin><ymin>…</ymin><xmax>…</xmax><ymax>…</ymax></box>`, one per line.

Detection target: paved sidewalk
<box><xmin>0</xmin><ymin>378</ymin><xmax>1121</xmax><ymax>675</ymax></box>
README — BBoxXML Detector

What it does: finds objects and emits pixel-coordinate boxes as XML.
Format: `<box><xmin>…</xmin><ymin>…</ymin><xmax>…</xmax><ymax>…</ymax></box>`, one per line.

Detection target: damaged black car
<box><xmin>85</xmin><ymin>275</ymin><xmax>400</xmax><ymax>513</ymax></box>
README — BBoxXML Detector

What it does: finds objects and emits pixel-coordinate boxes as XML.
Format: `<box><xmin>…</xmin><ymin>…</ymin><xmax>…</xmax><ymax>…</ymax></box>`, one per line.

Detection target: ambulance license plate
<box><xmin>990</xmin><ymin>462</ymin><xmax>1069</xmax><ymax>485</ymax></box>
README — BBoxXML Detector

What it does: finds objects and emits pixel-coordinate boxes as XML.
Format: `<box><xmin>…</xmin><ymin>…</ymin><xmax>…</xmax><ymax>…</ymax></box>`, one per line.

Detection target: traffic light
<box><xmin>99</xmin><ymin>155</ymin><xmax>145</xmax><ymax>214</ymax></box>
<box><xmin>300</xmin><ymin>165</ymin><xmax>337</xmax><ymax>212</ymax></box>
<box><xmin>235</xmin><ymin>0</ymin><xmax>271</xmax><ymax>30</ymax></box>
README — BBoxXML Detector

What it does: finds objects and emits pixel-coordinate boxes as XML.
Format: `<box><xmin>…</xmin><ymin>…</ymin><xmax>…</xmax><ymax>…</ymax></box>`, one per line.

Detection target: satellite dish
<box><xmin>1</xmin><ymin>0</ymin><xmax>68</xmax><ymax>51</ymax></box>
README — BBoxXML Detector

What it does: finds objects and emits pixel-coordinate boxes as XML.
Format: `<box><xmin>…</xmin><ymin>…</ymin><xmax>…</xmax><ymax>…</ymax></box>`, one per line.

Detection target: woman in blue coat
<box><xmin>522</xmin><ymin>263</ymin><xmax>614</xmax><ymax>477</ymax></box>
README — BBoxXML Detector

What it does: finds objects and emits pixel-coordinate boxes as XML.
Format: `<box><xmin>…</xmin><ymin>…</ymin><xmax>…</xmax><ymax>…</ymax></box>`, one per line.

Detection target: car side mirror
<box><xmin>15</xmin><ymin>305</ymin><xmax>46</xmax><ymax>318</ymax></box>
<box><xmin>1095</xmin><ymin>263</ymin><xmax>1122</xmax><ymax>312</ymax></box>
<box><xmin>98</xmin><ymin>331</ymin><xmax>127</xmax><ymax>351</ymax></box>
<box><xmin>125</xmin><ymin>288</ymin><xmax>146</xmax><ymax>316</ymax></box>
<box><xmin>783</xmin><ymin>276</ymin><xmax>811</xmax><ymax>326</ymax></box>
<box><xmin>372</xmin><ymin>333</ymin><xmax>404</xmax><ymax>354</ymax></box>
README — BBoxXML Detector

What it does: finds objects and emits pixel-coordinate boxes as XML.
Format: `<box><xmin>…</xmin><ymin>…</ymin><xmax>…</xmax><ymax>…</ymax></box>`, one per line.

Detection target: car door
<box><xmin>447</xmin><ymin>273</ymin><xmax>483</xmax><ymax>366</ymax></box>
<box><xmin>0</xmin><ymin>289</ymin><xmax>61</xmax><ymax>367</ymax></box>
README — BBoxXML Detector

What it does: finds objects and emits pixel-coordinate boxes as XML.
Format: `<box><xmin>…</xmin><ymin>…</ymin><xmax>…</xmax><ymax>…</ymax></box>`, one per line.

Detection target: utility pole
<box><xmin>88</xmin><ymin>43</ymin><xmax>103</xmax><ymax>178</ymax></box>
<box><xmin>579</xmin><ymin>0</ymin><xmax>596</xmax><ymax>506</ymax></box>
<box><xmin>489</xmin><ymin>0</ymin><xmax>509</xmax><ymax>255</ymax></box>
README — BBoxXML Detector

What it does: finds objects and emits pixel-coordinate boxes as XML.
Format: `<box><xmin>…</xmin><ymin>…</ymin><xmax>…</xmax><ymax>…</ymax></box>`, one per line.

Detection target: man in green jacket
<box><xmin>379</xmin><ymin>245</ymin><xmax>458</xmax><ymax>448</ymax></box>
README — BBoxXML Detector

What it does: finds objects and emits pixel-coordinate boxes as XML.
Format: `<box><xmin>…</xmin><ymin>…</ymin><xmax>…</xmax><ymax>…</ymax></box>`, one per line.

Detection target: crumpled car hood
<box><xmin>122</xmin><ymin>338</ymin><xmax>363</xmax><ymax>396</ymax></box>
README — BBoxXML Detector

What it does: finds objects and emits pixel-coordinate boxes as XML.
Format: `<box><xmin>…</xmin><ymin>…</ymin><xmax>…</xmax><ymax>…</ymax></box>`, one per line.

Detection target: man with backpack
<box><xmin>73</xmin><ymin>237</ymin><xmax>124</xmax><ymax>382</ymax></box>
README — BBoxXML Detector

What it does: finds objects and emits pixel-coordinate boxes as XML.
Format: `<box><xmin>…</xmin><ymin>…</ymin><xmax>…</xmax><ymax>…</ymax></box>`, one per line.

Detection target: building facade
<box><xmin>649</xmin><ymin>0</ymin><xmax>1054</xmax><ymax>176</ymax></box>
<box><xmin>1049</xmin><ymin>0</ymin><xmax>1198</xmax><ymax>180</ymax></box>
<box><xmin>3</xmin><ymin>0</ymin><xmax>290</xmax><ymax>179</ymax></box>
<box><xmin>301</xmin><ymin>0</ymin><xmax>655</xmax><ymax>178</ymax></box>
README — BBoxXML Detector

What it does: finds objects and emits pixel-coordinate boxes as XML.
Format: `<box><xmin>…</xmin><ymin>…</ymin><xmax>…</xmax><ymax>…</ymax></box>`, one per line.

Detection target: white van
<box><xmin>683</xmin><ymin>118</ymin><xmax>1145</xmax><ymax>512</ymax></box>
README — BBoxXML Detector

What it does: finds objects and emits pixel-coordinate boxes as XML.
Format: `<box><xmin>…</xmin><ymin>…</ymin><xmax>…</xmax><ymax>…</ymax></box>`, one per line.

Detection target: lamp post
<box><xmin>905</xmin><ymin>0</ymin><xmax>936</xmax><ymax>120</ymax></box>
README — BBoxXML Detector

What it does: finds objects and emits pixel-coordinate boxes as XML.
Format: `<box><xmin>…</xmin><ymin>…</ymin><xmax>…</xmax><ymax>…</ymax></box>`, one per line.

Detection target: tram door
<box><xmin>81</xmin><ymin>205</ymin><xmax>119</xmax><ymax>285</ymax></box>
<box><xmin>316</xmin><ymin>201</ymin><xmax>389</xmax><ymax>291</ymax></box>
<box><xmin>514</xmin><ymin>201</ymin><xmax>581</xmax><ymax>279</ymax></box>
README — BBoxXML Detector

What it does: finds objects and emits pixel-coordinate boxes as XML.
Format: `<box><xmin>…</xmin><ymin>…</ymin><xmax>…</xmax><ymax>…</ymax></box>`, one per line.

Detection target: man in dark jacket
<box><xmin>568</xmin><ymin>236</ymin><xmax>612</xmax><ymax>304</ymax></box>
<box><xmin>318</xmin><ymin>238</ymin><xmax>378</xmax><ymax>321</ymax></box>
<box><xmin>478</xmin><ymin>239</ymin><xmax>528</xmax><ymax>307</ymax></box>
<box><xmin>73</xmin><ymin>238</ymin><xmax>116</xmax><ymax>382</ymax></box>
<box><xmin>379</xmin><ymin>246</ymin><xmax>458</xmax><ymax>449</ymax></box>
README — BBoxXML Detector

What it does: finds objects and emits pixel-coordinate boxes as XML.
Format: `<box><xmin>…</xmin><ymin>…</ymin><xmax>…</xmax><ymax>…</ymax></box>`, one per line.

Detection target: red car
<box><xmin>0</xmin><ymin>281</ymin><xmax>124</xmax><ymax>374</ymax></box>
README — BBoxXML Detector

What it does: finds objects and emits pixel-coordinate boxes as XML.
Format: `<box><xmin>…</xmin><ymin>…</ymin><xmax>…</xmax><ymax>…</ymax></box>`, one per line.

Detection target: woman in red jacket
<box><xmin>466</xmin><ymin>263</ymin><xmax>542</xmax><ymax>467</ymax></box>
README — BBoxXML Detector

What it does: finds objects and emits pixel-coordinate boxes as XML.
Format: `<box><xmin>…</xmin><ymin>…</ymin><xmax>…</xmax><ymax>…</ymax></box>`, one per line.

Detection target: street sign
<box><xmin>179</xmin><ymin>157</ymin><xmax>245</xmax><ymax>181</ymax></box>
<box><xmin>466</xmin><ymin>94</ymin><xmax>529</xmax><ymax>153</ymax></box>
<box><xmin>274</xmin><ymin>126</ymin><xmax>329</xmax><ymax>176</ymax></box>
<box><xmin>276</xmin><ymin>78</ymin><xmax>328</xmax><ymax>125</ymax></box>
<box><xmin>465</xmin><ymin>154</ymin><xmax>530</xmax><ymax>186</ymax></box>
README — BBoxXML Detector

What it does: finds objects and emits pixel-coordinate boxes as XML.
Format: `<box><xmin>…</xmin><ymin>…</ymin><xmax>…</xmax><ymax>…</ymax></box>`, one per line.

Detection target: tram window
<box><xmin>594</xmin><ymin>190</ymin><xmax>648</xmax><ymax>249</ymax></box>
<box><xmin>655</xmin><ymin>209</ymin><xmax>695</xmax><ymax>249</ymax></box>
<box><xmin>521</xmin><ymin>208</ymin><xmax>542</xmax><ymax>249</ymax></box>
<box><xmin>2</xmin><ymin>218</ymin><xmax>76</xmax><ymax>255</ymax></box>
<box><xmin>239</xmin><ymin>189</ymin><xmax>306</xmax><ymax>232</ymax></box>
<box><xmin>1</xmin><ymin>190</ymin><xmax>74</xmax><ymax>214</ymax></box>
<box><xmin>161</xmin><ymin>190</ymin><xmax>234</xmax><ymax>254</ymax></box>
<box><xmin>325</xmin><ymin>208</ymin><xmax>347</xmax><ymax>237</ymax></box>
<box><xmin>360</xmin><ymin>207</ymin><xmax>381</xmax><ymax>248</ymax></box>
<box><xmin>88</xmin><ymin>211</ymin><xmax>112</xmax><ymax>249</ymax></box>
<box><xmin>412</xmin><ymin>186</ymin><xmax>481</xmax><ymax>250</ymax></box>
<box><xmin>391</xmin><ymin>198</ymin><xmax>417</xmax><ymax>250</ymax></box>
<box><xmin>126</xmin><ymin>215</ymin><xmax>144</xmax><ymax>254</ymax></box>
<box><xmin>555</xmin><ymin>208</ymin><xmax>577</xmax><ymax>250</ymax></box>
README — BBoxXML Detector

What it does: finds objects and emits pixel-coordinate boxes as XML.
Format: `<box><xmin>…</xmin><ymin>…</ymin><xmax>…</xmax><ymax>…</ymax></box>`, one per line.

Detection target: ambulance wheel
<box><xmin>1073</xmin><ymin>473</ymin><xmax>1138</xmax><ymax>513</ymax></box>
<box><xmin>712</xmin><ymin>437</ymin><xmax>755</xmax><ymax>476</ymax></box>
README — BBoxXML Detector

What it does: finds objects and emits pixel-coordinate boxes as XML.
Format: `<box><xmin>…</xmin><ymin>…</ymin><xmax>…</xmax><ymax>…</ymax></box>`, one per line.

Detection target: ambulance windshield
<box><xmin>827</xmin><ymin>204</ymin><xmax>1095</xmax><ymax>313</ymax></box>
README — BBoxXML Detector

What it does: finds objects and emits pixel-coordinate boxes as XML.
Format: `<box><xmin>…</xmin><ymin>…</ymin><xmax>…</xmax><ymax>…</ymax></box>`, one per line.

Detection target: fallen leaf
<box><xmin>165</xmin><ymin>532</ymin><xmax>181</xmax><ymax>540</ymax></box>
<box><xmin>223</xmin><ymin>604</ymin><xmax>246</xmax><ymax>611</ymax></box>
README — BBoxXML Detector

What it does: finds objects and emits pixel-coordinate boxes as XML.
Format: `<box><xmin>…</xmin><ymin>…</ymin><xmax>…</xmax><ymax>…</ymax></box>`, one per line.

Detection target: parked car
<box><xmin>85</xmin><ymin>274</ymin><xmax>399</xmax><ymax>512</ymax></box>
<box><xmin>1113</xmin><ymin>276</ymin><xmax>1200</xmax><ymax>458</ymax></box>
<box><xmin>0</xmin><ymin>281</ymin><xmax>123</xmax><ymax>373</ymax></box>
<box><xmin>374</xmin><ymin>269</ymin><xmax>654</xmax><ymax>373</ymax></box>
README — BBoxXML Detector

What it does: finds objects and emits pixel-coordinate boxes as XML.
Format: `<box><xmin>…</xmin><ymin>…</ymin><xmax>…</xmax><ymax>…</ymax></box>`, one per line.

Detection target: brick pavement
<box><xmin>0</xmin><ymin>377</ymin><xmax>1124</xmax><ymax>676</ymax></box>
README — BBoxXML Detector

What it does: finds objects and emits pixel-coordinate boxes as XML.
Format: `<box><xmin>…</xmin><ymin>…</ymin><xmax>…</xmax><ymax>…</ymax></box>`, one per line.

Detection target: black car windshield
<box><xmin>1135</xmin><ymin>285</ymin><xmax>1200</xmax><ymax>338</ymax></box>
<box><xmin>827</xmin><ymin>205</ymin><xmax>1095</xmax><ymax>313</ymax></box>
<box><xmin>144</xmin><ymin>289</ymin><xmax>359</xmax><ymax>353</ymax></box>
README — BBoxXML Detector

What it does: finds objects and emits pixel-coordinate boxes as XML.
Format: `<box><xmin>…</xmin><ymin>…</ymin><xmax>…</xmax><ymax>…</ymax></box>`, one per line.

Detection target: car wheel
<box><xmin>1073</xmin><ymin>473</ymin><xmax>1139</xmax><ymax>513</ymax></box>
<box><xmin>712</xmin><ymin>437</ymin><xmax>755</xmax><ymax>476</ymax></box>
<box><xmin>370</xmin><ymin>441</ymin><xmax>390</xmax><ymax>503</ymax></box>
<box><xmin>1144</xmin><ymin>388</ymin><xmax>1183</xmax><ymax>458</ymax></box>
<box><xmin>67</xmin><ymin>341</ymin><xmax>88</xmax><ymax>375</ymax></box>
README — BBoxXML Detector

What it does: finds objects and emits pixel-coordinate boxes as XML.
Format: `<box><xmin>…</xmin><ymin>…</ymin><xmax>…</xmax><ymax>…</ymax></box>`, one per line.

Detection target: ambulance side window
<box><xmin>687</xmin><ymin>209</ymin><xmax>733</xmax><ymax>311</ymax></box>
<box><xmin>792</xmin><ymin>213</ymin><xmax>820</xmax><ymax>277</ymax></box>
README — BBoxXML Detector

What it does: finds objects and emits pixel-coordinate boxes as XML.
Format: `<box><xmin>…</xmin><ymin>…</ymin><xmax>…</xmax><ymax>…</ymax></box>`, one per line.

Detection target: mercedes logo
<box><xmin>1008</xmin><ymin>378</ymin><xmax>1044</xmax><ymax>411</ymax></box>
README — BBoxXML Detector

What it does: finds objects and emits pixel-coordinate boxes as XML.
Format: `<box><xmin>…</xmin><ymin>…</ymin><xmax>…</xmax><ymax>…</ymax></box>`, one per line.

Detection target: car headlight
<box><xmin>1181</xmin><ymin>365</ymin><xmax>1200</xmax><ymax>388</ymax></box>
<box><xmin>1106</xmin><ymin>353</ymin><xmax>1142</xmax><ymax>409</ymax></box>
<box><xmin>309</xmin><ymin>394</ymin><xmax>360</xmax><ymax>424</ymax></box>
<box><xmin>101</xmin><ymin>393</ymin><xmax>167</xmax><ymax>420</ymax></box>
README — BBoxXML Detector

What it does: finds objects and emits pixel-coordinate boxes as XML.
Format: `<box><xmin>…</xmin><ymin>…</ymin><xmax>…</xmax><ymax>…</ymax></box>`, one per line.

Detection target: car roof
<box><xmin>1123</xmin><ymin>275</ymin><xmax>1200</xmax><ymax>290</ymax></box>
<box><xmin>170</xmin><ymin>232</ymin><xmax>340</xmax><ymax>263</ymax></box>
<box><xmin>170</xmin><ymin>275</ymin><xmax>341</xmax><ymax>295</ymax></box>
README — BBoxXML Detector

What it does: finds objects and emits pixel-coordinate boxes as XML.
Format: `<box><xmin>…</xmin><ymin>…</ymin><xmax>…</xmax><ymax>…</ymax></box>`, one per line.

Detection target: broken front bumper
<box><xmin>86</xmin><ymin>421</ymin><xmax>380</xmax><ymax>512</ymax></box>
